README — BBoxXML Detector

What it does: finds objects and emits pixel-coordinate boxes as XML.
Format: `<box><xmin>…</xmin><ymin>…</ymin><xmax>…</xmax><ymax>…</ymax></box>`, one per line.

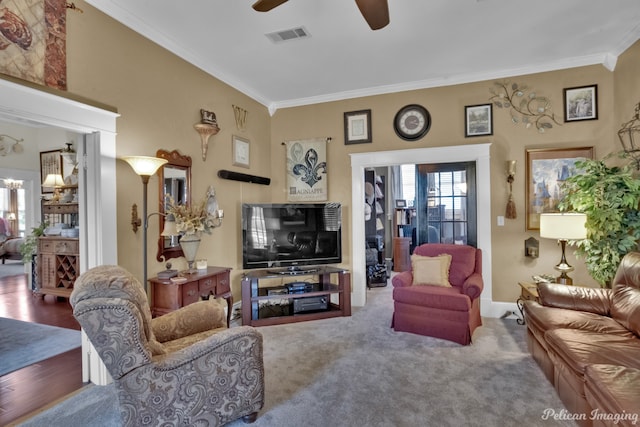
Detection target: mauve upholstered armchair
<box><xmin>391</xmin><ymin>243</ymin><xmax>483</xmax><ymax>345</ymax></box>
<box><xmin>70</xmin><ymin>265</ymin><xmax>264</xmax><ymax>426</ymax></box>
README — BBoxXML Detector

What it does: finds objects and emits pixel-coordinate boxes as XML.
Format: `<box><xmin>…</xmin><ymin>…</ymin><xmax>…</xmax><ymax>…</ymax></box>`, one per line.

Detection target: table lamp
<box><xmin>539</xmin><ymin>212</ymin><xmax>587</xmax><ymax>285</ymax></box>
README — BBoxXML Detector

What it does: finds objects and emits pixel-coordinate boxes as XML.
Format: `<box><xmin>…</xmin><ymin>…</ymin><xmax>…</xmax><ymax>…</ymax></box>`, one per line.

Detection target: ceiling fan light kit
<box><xmin>253</xmin><ymin>0</ymin><xmax>390</xmax><ymax>30</ymax></box>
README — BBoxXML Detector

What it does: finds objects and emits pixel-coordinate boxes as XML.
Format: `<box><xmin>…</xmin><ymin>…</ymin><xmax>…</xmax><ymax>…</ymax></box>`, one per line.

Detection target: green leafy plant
<box><xmin>20</xmin><ymin>222</ymin><xmax>48</xmax><ymax>263</ymax></box>
<box><xmin>559</xmin><ymin>152</ymin><xmax>640</xmax><ymax>287</ymax></box>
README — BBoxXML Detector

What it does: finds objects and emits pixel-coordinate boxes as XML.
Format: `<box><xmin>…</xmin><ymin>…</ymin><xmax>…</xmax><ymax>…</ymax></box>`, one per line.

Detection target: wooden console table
<box><xmin>241</xmin><ymin>266</ymin><xmax>351</xmax><ymax>327</ymax></box>
<box><xmin>149</xmin><ymin>266</ymin><xmax>232</xmax><ymax>327</ymax></box>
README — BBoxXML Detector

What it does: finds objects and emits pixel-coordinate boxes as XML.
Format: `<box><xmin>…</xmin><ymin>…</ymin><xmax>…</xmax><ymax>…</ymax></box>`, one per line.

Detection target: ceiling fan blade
<box><xmin>252</xmin><ymin>0</ymin><xmax>289</xmax><ymax>12</ymax></box>
<box><xmin>354</xmin><ymin>0</ymin><xmax>389</xmax><ymax>30</ymax></box>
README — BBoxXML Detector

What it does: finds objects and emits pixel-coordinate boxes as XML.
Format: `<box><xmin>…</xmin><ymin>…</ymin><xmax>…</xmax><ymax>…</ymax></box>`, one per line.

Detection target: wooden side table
<box><xmin>149</xmin><ymin>266</ymin><xmax>233</xmax><ymax>327</ymax></box>
<box><xmin>517</xmin><ymin>281</ymin><xmax>540</xmax><ymax>325</ymax></box>
<box><xmin>393</xmin><ymin>237</ymin><xmax>411</xmax><ymax>272</ymax></box>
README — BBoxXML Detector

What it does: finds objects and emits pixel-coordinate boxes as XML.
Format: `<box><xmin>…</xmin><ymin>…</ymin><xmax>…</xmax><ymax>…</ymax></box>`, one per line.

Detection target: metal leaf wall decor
<box><xmin>489</xmin><ymin>82</ymin><xmax>561</xmax><ymax>133</ymax></box>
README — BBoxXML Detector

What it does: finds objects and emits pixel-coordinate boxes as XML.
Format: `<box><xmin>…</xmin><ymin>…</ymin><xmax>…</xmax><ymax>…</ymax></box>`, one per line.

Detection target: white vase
<box><xmin>180</xmin><ymin>234</ymin><xmax>201</xmax><ymax>273</ymax></box>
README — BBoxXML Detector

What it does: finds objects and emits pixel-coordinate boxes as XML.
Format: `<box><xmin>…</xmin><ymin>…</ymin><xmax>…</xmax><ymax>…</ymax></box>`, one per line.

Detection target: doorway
<box><xmin>416</xmin><ymin>161</ymin><xmax>477</xmax><ymax>247</ymax></box>
<box><xmin>0</xmin><ymin>77</ymin><xmax>118</xmax><ymax>384</ymax></box>
<box><xmin>350</xmin><ymin>143</ymin><xmax>493</xmax><ymax>316</ymax></box>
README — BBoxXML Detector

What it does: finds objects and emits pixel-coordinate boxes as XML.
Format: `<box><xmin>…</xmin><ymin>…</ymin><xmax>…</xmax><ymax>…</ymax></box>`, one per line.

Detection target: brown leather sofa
<box><xmin>523</xmin><ymin>252</ymin><xmax>640</xmax><ymax>427</ymax></box>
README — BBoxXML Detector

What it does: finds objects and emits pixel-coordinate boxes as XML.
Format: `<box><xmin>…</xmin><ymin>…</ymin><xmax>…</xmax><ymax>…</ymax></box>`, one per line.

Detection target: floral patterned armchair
<box><xmin>70</xmin><ymin>265</ymin><xmax>264</xmax><ymax>426</ymax></box>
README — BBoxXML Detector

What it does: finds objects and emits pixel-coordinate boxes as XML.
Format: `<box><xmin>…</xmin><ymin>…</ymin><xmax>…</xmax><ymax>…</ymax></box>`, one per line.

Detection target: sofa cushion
<box><xmin>545</xmin><ymin>329</ymin><xmax>640</xmax><ymax>378</ymax></box>
<box><xmin>524</xmin><ymin>301</ymin><xmax>631</xmax><ymax>338</ymax></box>
<box><xmin>611</xmin><ymin>283</ymin><xmax>640</xmax><ymax>338</ymax></box>
<box><xmin>393</xmin><ymin>285</ymin><xmax>471</xmax><ymax>312</ymax></box>
<box><xmin>537</xmin><ymin>282</ymin><xmax>611</xmax><ymax>316</ymax></box>
<box><xmin>584</xmin><ymin>364</ymin><xmax>640</xmax><ymax>427</ymax></box>
<box><xmin>411</xmin><ymin>253</ymin><xmax>451</xmax><ymax>287</ymax></box>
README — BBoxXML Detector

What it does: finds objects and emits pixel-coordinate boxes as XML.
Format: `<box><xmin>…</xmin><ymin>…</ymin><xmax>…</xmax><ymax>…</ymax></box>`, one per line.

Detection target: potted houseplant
<box><xmin>559</xmin><ymin>152</ymin><xmax>640</xmax><ymax>287</ymax></box>
<box><xmin>20</xmin><ymin>222</ymin><xmax>48</xmax><ymax>290</ymax></box>
<box><xmin>20</xmin><ymin>222</ymin><xmax>48</xmax><ymax>263</ymax></box>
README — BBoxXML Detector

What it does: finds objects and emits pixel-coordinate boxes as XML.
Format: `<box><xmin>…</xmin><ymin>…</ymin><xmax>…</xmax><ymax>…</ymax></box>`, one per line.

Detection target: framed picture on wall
<box><xmin>344</xmin><ymin>109</ymin><xmax>372</xmax><ymax>144</ymax></box>
<box><xmin>525</xmin><ymin>146</ymin><xmax>594</xmax><ymax>230</ymax></box>
<box><xmin>232</xmin><ymin>135</ymin><xmax>250</xmax><ymax>168</ymax></box>
<box><xmin>465</xmin><ymin>104</ymin><xmax>493</xmax><ymax>137</ymax></box>
<box><xmin>40</xmin><ymin>150</ymin><xmax>62</xmax><ymax>193</ymax></box>
<box><xmin>564</xmin><ymin>85</ymin><xmax>598</xmax><ymax>122</ymax></box>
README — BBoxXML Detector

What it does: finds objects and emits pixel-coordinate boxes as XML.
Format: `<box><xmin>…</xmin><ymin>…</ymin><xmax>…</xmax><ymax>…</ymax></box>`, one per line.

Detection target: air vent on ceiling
<box><xmin>265</xmin><ymin>27</ymin><xmax>310</xmax><ymax>43</ymax></box>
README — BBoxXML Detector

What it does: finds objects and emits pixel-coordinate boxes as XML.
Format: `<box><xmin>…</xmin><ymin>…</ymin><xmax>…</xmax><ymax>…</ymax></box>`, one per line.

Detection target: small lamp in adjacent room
<box><xmin>42</xmin><ymin>173</ymin><xmax>65</xmax><ymax>201</ymax></box>
<box><xmin>539</xmin><ymin>212</ymin><xmax>587</xmax><ymax>285</ymax></box>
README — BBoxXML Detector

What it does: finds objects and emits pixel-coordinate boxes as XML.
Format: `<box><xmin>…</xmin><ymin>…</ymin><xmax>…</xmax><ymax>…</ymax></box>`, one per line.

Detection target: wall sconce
<box><xmin>524</xmin><ymin>236</ymin><xmax>539</xmax><ymax>258</ymax></box>
<box><xmin>122</xmin><ymin>155</ymin><xmax>169</xmax><ymax>292</ymax></box>
<box><xmin>7</xmin><ymin>212</ymin><xmax>16</xmax><ymax>221</ymax></box>
<box><xmin>194</xmin><ymin>109</ymin><xmax>220</xmax><ymax>161</ymax></box>
<box><xmin>42</xmin><ymin>173</ymin><xmax>65</xmax><ymax>202</ymax></box>
<box><xmin>618</xmin><ymin>102</ymin><xmax>640</xmax><ymax>169</ymax></box>
<box><xmin>0</xmin><ymin>134</ymin><xmax>24</xmax><ymax>156</ymax></box>
<box><xmin>505</xmin><ymin>160</ymin><xmax>517</xmax><ymax>219</ymax></box>
<box><xmin>540</xmin><ymin>212</ymin><xmax>587</xmax><ymax>285</ymax></box>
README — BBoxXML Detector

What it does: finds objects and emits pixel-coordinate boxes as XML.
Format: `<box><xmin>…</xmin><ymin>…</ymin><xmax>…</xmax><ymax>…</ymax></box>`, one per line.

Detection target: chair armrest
<box><xmin>392</xmin><ymin>271</ymin><xmax>413</xmax><ymax>288</ymax></box>
<box><xmin>152</xmin><ymin>326</ymin><xmax>263</xmax><ymax>369</ymax></box>
<box><xmin>152</xmin><ymin>299</ymin><xmax>227</xmax><ymax>343</ymax></box>
<box><xmin>462</xmin><ymin>273</ymin><xmax>483</xmax><ymax>299</ymax></box>
<box><xmin>537</xmin><ymin>282</ymin><xmax>612</xmax><ymax>315</ymax></box>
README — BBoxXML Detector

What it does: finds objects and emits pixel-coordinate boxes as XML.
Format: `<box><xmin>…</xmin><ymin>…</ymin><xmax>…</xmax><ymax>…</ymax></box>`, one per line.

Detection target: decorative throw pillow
<box><xmin>411</xmin><ymin>253</ymin><xmax>452</xmax><ymax>287</ymax></box>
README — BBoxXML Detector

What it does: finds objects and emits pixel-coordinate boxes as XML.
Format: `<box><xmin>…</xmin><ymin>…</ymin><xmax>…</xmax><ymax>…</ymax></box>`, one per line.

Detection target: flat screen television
<box><xmin>242</xmin><ymin>202</ymin><xmax>342</xmax><ymax>270</ymax></box>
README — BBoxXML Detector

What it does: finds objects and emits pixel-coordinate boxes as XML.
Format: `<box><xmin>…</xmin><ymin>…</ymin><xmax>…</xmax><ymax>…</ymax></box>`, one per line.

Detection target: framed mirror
<box><xmin>156</xmin><ymin>149</ymin><xmax>192</xmax><ymax>262</ymax></box>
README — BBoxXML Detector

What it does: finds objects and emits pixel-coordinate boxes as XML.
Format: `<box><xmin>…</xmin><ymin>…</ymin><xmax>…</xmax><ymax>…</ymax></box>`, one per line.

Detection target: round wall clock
<box><xmin>394</xmin><ymin>104</ymin><xmax>431</xmax><ymax>141</ymax></box>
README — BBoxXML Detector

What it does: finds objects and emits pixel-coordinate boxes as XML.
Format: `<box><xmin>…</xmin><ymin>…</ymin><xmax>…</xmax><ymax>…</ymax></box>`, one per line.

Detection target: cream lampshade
<box><xmin>540</xmin><ymin>212</ymin><xmax>587</xmax><ymax>285</ymax></box>
<box><xmin>42</xmin><ymin>173</ymin><xmax>65</xmax><ymax>188</ymax></box>
<box><xmin>121</xmin><ymin>156</ymin><xmax>167</xmax><ymax>181</ymax></box>
<box><xmin>161</xmin><ymin>216</ymin><xmax>178</xmax><ymax>236</ymax></box>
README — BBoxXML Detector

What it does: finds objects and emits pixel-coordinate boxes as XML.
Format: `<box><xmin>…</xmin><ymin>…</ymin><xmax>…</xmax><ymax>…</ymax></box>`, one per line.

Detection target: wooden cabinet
<box><xmin>392</xmin><ymin>237</ymin><xmax>412</xmax><ymax>272</ymax></box>
<box><xmin>37</xmin><ymin>236</ymin><xmax>79</xmax><ymax>298</ymax></box>
<box><xmin>241</xmin><ymin>266</ymin><xmax>351</xmax><ymax>327</ymax></box>
<box><xmin>149</xmin><ymin>266</ymin><xmax>233</xmax><ymax>327</ymax></box>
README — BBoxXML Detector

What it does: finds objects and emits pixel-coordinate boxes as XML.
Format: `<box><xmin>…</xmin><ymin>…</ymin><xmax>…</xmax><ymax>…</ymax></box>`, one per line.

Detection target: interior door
<box><xmin>415</xmin><ymin>162</ymin><xmax>477</xmax><ymax>247</ymax></box>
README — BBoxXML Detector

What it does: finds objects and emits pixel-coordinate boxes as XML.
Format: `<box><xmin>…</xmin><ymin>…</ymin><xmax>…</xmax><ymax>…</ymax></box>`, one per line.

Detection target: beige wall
<box><xmin>271</xmin><ymin>65</ymin><xmax>618</xmax><ymax>302</ymax></box>
<box><xmin>64</xmin><ymin>5</ymin><xmax>272</xmax><ymax>298</ymax></box>
<box><xmin>6</xmin><ymin>4</ymin><xmax>638</xmax><ymax>305</ymax></box>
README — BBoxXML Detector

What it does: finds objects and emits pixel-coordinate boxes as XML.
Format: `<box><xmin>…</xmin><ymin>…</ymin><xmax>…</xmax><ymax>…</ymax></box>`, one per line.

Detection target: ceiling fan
<box><xmin>252</xmin><ymin>0</ymin><xmax>390</xmax><ymax>30</ymax></box>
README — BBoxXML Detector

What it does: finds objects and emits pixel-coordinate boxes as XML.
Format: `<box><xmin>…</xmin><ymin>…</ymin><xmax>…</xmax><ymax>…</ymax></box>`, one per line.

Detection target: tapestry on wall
<box><xmin>0</xmin><ymin>0</ymin><xmax>67</xmax><ymax>90</ymax></box>
<box><xmin>285</xmin><ymin>138</ymin><xmax>328</xmax><ymax>202</ymax></box>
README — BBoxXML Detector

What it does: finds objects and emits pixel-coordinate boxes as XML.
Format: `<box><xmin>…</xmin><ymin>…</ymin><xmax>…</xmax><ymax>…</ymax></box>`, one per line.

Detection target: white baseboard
<box><xmin>483</xmin><ymin>300</ymin><xmax>522</xmax><ymax>320</ymax></box>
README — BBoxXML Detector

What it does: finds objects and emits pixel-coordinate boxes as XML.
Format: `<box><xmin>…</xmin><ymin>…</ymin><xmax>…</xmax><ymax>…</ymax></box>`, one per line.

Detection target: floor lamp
<box><xmin>539</xmin><ymin>212</ymin><xmax>587</xmax><ymax>285</ymax></box>
<box><xmin>122</xmin><ymin>156</ymin><xmax>168</xmax><ymax>292</ymax></box>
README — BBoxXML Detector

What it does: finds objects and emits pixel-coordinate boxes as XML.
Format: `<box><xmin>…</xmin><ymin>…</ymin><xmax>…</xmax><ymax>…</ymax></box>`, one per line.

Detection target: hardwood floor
<box><xmin>0</xmin><ymin>270</ymin><xmax>85</xmax><ymax>426</ymax></box>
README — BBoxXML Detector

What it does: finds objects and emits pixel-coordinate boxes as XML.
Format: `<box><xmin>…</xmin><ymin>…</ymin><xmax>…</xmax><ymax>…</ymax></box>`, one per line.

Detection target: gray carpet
<box><xmin>0</xmin><ymin>317</ymin><xmax>81</xmax><ymax>376</ymax></box>
<box><xmin>19</xmin><ymin>285</ymin><xmax>576</xmax><ymax>427</ymax></box>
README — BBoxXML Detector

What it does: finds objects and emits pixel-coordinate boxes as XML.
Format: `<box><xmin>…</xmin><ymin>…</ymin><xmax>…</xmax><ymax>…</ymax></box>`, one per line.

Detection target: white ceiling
<box><xmin>85</xmin><ymin>0</ymin><xmax>640</xmax><ymax>113</ymax></box>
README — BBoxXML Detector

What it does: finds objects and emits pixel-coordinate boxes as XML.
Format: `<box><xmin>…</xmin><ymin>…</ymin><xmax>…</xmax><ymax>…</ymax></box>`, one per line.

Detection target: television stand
<box><xmin>241</xmin><ymin>266</ymin><xmax>351</xmax><ymax>326</ymax></box>
<box><xmin>267</xmin><ymin>266</ymin><xmax>318</xmax><ymax>276</ymax></box>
